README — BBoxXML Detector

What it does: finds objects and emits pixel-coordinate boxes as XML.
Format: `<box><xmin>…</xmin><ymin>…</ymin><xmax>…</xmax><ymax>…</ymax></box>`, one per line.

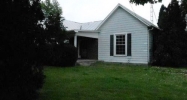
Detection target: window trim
<box><xmin>113</xmin><ymin>33</ymin><xmax>128</xmax><ymax>56</ymax></box>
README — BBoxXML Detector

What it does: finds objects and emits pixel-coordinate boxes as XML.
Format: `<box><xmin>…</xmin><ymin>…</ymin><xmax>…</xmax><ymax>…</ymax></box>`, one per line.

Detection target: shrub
<box><xmin>58</xmin><ymin>44</ymin><xmax>78</xmax><ymax>67</ymax></box>
<box><xmin>44</xmin><ymin>44</ymin><xmax>78</xmax><ymax>67</ymax></box>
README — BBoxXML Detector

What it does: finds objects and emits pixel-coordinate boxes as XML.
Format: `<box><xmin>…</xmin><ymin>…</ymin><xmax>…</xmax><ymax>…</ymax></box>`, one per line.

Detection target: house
<box><xmin>63</xmin><ymin>3</ymin><xmax>158</xmax><ymax>64</ymax></box>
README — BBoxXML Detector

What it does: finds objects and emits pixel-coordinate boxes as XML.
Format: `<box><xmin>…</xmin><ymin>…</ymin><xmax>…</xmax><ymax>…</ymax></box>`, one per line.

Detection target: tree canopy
<box><xmin>41</xmin><ymin>0</ymin><xmax>63</xmax><ymax>20</ymax></box>
<box><xmin>41</xmin><ymin>0</ymin><xmax>66</xmax><ymax>44</ymax></box>
<box><xmin>153</xmin><ymin>0</ymin><xmax>187</xmax><ymax>67</ymax></box>
<box><xmin>40</xmin><ymin>0</ymin><xmax>78</xmax><ymax>66</ymax></box>
<box><xmin>157</xmin><ymin>5</ymin><xmax>167</xmax><ymax>29</ymax></box>
<box><xmin>0</xmin><ymin>0</ymin><xmax>45</xmax><ymax>99</ymax></box>
<box><xmin>130</xmin><ymin>0</ymin><xmax>187</xmax><ymax>5</ymax></box>
<box><xmin>130</xmin><ymin>0</ymin><xmax>162</xmax><ymax>5</ymax></box>
<box><xmin>181</xmin><ymin>0</ymin><xmax>187</xmax><ymax>16</ymax></box>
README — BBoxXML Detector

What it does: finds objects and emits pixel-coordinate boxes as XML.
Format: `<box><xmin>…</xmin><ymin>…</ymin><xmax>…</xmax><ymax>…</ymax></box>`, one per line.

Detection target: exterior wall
<box><xmin>98</xmin><ymin>7</ymin><xmax>149</xmax><ymax>64</ymax></box>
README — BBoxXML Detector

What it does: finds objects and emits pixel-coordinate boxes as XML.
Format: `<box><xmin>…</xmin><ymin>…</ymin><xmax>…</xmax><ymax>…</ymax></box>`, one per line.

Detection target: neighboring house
<box><xmin>63</xmin><ymin>4</ymin><xmax>158</xmax><ymax>64</ymax></box>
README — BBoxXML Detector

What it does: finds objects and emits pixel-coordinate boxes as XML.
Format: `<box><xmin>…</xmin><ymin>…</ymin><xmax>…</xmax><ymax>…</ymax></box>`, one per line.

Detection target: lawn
<box><xmin>39</xmin><ymin>62</ymin><xmax>187</xmax><ymax>100</ymax></box>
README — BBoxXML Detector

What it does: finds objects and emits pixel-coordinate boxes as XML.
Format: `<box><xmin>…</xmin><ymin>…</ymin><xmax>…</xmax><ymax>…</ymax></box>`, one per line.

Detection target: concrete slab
<box><xmin>77</xmin><ymin>59</ymin><xmax>97</xmax><ymax>66</ymax></box>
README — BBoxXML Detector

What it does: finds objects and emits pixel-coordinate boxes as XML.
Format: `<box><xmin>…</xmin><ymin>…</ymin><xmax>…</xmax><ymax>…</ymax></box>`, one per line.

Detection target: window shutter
<box><xmin>127</xmin><ymin>33</ymin><xmax>131</xmax><ymax>56</ymax></box>
<box><xmin>110</xmin><ymin>35</ymin><xmax>114</xmax><ymax>56</ymax></box>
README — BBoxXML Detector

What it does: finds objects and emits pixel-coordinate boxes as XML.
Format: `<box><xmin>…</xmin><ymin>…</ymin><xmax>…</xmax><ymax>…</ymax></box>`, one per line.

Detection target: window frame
<box><xmin>113</xmin><ymin>33</ymin><xmax>128</xmax><ymax>56</ymax></box>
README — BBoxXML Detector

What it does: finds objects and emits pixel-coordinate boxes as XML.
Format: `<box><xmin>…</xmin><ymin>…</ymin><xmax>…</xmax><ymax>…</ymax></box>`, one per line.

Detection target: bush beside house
<box><xmin>43</xmin><ymin>44</ymin><xmax>78</xmax><ymax>67</ymax></box>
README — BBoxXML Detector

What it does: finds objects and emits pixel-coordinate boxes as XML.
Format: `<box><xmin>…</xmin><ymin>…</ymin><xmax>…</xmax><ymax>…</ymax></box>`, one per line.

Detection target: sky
<box><xmin>58</xmin><ymin>0</ymin><xmax>171</xmax><ymax>25</ymax></box>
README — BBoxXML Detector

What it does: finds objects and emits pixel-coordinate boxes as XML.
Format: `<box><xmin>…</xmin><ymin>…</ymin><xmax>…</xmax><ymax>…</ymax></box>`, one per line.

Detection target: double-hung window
<box><xmin>114</xmin><ymin>34</ymin><xmax>126</xmax><ymax>56</ymax></box>
<box><xmin>110</xmin><ymin>33</ymin><xmax>131</xmax><ymax>56</ymax></box>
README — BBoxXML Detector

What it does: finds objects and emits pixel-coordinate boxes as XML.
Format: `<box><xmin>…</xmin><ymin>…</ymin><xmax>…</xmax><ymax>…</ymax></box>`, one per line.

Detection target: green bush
<box><xmin>58</xmin><ymin>44</ymin><xmax>78</xmax><ymax>67</ymax></box>
<box><xmin>44</xmin><ymin>44</ymin><xmax>78</xmax><ymax>67</ymax></box>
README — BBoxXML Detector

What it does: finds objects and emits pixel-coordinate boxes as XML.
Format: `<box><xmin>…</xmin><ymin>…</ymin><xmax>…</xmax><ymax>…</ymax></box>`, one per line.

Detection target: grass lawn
<box><xmin>39</xmin><ymin>62</ymin><xmax>187</xmax><ymax>100</ymax></box>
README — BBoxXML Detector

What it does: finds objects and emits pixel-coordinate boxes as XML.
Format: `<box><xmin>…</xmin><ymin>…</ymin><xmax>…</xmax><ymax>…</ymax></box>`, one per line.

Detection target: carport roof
<box><xmin>63</xmin><ymin>20</ymin><xmax>102</xmax><ymax>31</ymax></box>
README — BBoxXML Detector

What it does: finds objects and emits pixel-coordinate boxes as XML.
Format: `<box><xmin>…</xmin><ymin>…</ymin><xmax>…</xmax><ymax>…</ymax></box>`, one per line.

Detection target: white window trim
<box><xmin>113</xmin><ymin>33</ymin><xmax>128</xmax><ymax>56</ymax></box>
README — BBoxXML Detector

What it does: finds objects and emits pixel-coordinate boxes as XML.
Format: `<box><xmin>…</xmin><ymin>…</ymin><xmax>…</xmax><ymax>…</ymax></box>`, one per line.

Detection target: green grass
<box><xmin>39</xmin><ymin>62</ymin><xmax>187</xmax><ymax>100</ymax></box>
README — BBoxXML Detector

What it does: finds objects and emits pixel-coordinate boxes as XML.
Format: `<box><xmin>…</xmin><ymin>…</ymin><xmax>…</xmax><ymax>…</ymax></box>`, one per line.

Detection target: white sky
<box><xmin>58</xmin><ymin>0</ymin><xmax>170</xmax><ymax>25</ymax></box>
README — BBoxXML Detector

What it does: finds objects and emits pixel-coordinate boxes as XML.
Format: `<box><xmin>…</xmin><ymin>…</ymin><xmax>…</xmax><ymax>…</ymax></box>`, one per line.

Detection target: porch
<box><xmin>69</xmin><ymin>30</ymin><xmax>99</xmax><ymax>60</ymax></box>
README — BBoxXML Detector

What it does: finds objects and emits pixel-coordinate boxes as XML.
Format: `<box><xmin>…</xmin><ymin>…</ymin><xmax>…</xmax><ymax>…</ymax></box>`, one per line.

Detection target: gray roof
<box><xmin>63</xmin><ymin>20</ymin><xmax>102</xmax><ymax>31</ymax></box>
<box><xmin>63</xmin><ymin>20</ymin><xmax>82</xmax><ymax>30</ymax></box>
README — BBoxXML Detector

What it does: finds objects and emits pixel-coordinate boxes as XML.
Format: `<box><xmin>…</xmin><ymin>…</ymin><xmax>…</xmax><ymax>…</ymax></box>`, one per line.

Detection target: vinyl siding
<box><xmin>98</xmin><ymin>7</ymin><xmax>150</xmax><ymax>64</ymax></box>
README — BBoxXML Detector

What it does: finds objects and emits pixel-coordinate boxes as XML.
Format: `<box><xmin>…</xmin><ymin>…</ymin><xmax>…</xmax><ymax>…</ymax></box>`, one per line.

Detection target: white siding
<box><xmin>98</xmin><ymin>7</ymin><xmax>149</xmax><ymax>64</ymax></box>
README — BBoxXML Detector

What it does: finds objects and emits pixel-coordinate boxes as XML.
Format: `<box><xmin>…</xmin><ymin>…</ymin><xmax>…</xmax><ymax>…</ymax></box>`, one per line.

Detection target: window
<box><xmin>110</xmin><ymin>33</ymin><xmax>131</xmax><ymax>56</ymax></box>
<box><xmin>115</xmin><ymin>34</ymin><xmax>126</xmax><ymax>55</ymax></box>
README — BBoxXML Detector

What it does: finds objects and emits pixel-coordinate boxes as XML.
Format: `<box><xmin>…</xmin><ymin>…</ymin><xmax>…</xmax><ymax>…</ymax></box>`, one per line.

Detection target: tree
<box><xmin>42</xmin><ymin>0</ymin><xmax>62</xmax><ymax>18</ymax></box>
<box><xmin>0</xmin><ymin>0</ymin><xmax>45</xmax><ymax>100</ymax></box>
<box><xmin>41</xmin><ymin>0</ymin><xmax>66</xmax><ymax>44</ymax></box>
<box><xmin>181</xmin><ymin>0</ymin><xmax>187</xmax><ymax>17</ymax></box>
<box><xmin>153</xmin><ymin>0</ymin><xmax>187</xmax><ymax>67</ymax></box>
<box><xmin>130</xmin><ymin>0</ymin><xmax>162</xmax><ymax>5</ymax></box>
<box><xmin>157</xmin><ymin>5</ymin><xmax>167</xmax><ymax>29</ymax></box>
<box><xmin>41</xmin><ymin>0</ymin><xmax>78</xmax><ymax>66</ymax></box>
<box><xmin>130</xmin><ymin>0</ymin><xmax>187</xmax><ymax>5</ymax></box>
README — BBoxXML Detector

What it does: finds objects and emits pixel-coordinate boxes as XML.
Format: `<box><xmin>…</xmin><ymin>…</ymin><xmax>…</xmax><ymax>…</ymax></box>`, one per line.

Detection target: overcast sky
<box><xmin>58</xmin><ymin>0</ymin><xmax>170</xmax><ymax>25</ymax></box>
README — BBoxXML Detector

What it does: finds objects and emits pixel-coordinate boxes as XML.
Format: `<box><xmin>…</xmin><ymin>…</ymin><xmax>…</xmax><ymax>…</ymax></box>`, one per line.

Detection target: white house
<box><xmin>63</xmin><ymin>4</ymin><xmax>158</xmax><ymax>64</ymax></box>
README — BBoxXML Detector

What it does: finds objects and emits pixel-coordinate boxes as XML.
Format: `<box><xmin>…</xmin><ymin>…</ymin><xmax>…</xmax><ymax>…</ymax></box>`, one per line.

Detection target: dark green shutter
<box><xmin>127</xmin><ymin>33</ymin><xmax>131</xmax><ymax>56</ymax></box>
<box><xmin>110</xmin><ymin>35</ymin><xmax>114</xmax><ymax>56</ymax></box>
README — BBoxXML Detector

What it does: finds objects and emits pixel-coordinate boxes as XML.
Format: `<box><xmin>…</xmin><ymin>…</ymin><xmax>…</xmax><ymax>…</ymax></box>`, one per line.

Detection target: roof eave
<box><xmin>74</xmin><ymin>29</ymin><xmax>100</xmax><ymax>33</ymax></box>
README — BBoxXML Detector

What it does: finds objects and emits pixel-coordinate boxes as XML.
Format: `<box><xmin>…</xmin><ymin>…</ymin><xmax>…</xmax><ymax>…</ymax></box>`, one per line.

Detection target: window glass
<box><xmin>115</xmin><ymin>34</ymin><xmax>125</xmax><ymax>55</ymax></box>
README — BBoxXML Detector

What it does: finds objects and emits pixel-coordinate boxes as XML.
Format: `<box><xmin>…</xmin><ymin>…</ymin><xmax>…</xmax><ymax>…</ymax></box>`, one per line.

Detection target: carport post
<box><xmin>74</xmin><ymin>35</ymin><xmax>77</xmax><ymax>47</ymax></box>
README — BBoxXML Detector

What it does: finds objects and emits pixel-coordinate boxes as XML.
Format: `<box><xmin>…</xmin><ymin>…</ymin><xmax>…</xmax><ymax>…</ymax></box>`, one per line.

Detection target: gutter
<box><xmin>74</xmin><ymin>29</ymin><xmax>100</xmax><ymax>33</ymax></box>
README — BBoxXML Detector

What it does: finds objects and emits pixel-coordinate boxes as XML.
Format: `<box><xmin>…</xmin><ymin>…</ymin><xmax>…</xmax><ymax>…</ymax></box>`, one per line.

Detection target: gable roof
<box><xmin>63</xmin><ymin>4</ymin><xmax>157</xmax><ymax>31</ymax></box>
<box><xmin>63</xmin><ymin>20</ymin><xmax>102</xmax><ymax>31</ymax></box>
<box><xmin>96</xmin><ymin>3</ymin><xmax>157</xmax><ymax>30</ymax></box>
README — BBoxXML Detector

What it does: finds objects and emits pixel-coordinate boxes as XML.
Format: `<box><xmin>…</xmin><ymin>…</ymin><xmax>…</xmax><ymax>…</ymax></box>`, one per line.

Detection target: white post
<box><xmin>74</xmin><ymin>35</ymin><xmax>77</xmax><ymax>47</ymax></box>
<box><xmin>78</xmin><ymin>40</ymin><xmax>81</xmax><ymax>58</ymax></box>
